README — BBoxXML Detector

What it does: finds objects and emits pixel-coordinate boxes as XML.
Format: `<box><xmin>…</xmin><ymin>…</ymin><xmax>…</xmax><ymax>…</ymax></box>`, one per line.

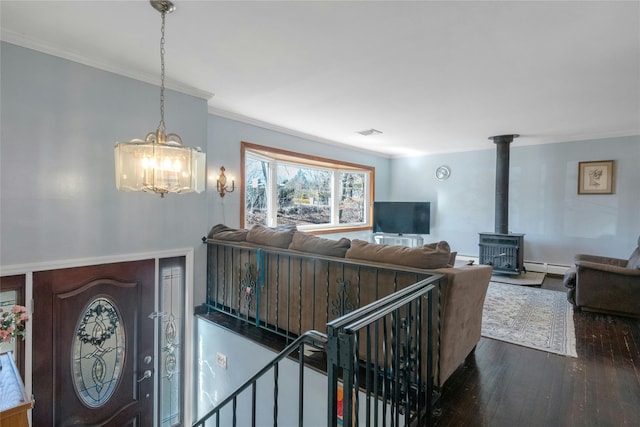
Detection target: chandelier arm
<box><xmin>144</xmin><ymin>131</ymin><xmax>159</xmax><ymax>143</ymax></box>
<box><xmin>165</xmin><ymin>133</ymin><xmax>184</xmax><ymax>145</ymax></box>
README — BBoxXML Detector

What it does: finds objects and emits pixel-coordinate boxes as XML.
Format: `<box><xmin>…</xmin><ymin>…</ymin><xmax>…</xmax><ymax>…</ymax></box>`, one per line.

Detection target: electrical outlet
<box><xmin>216</xmin><ymin>352</ymin><xmax>227</xmax><ymax>369</ymax></box>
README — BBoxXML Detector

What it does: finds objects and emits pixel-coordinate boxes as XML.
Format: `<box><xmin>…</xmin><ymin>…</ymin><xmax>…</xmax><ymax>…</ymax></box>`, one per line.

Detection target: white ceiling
<box><xmin>2</xmin><ymin>1</ymin><xmax>639</xmax><ymax>157</ymax></box>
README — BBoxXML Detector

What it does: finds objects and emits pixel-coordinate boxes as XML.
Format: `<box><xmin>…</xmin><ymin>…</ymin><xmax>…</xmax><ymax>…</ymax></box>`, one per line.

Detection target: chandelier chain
<box><xmin>158</xmin><ymin>9</ymin><xmax>167</xmax><ymax>134</ymax></box>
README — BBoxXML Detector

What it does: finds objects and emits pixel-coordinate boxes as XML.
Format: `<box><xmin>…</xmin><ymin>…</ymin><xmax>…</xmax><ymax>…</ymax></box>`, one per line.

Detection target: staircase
<box><xmin>193</xmin><ymin>277</ymin><xmax>437</xmax><ymax>427</ymax></box>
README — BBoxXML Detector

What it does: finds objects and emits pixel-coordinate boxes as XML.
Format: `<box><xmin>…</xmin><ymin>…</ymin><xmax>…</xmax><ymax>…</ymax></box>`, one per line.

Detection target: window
<box><xmin>158</xmin><ymin>257</ymin><xmax>186</xmax><ymax>427</ymax></box>
<box><xmin>242</xmin><ymin>142</ymin><xmax>374</xmax><ymax>233</ymax></box>
<box><xmin>0</xmin><ymin>275</ymin><xmax>26</xmax><ymax>379</ymax></box>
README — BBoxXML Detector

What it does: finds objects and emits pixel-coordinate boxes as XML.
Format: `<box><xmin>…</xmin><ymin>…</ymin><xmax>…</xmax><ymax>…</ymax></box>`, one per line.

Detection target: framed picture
<box><xmin>578</xmin><ymin>160</ymin><xmax>615</xmax><ymax>194</ymax></box>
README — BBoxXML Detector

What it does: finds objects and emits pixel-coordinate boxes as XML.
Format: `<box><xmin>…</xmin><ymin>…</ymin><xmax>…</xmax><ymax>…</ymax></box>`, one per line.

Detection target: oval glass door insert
<box><xmin>72</xmin><ymin>296</ymin><xmax>125</xmax><ymax>407</ymax></box>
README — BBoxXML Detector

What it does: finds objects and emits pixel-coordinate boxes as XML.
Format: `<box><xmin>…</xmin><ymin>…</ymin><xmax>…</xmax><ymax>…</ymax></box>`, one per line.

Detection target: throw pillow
<box><xmin>289</xmin><ymin>231</ymin><xmax>351</xmax><ymax>258</ymax></box>
<box><xmin>448</xmin><ymin>251</ymin><xmax>458</xmax><ymax>268</ymax></box>
<box><xmin>345</xmin><ymin>239</ymin><xmax>452</xmax><ymax>269</ymax></box>
<box><xmin>207</xmin><ymin>224</ymin><xmax>248</xmax><ymax>242</ymax></box>
<box><xmin>247</xmin><ymin>224</ymin><xmax>296</xmax><ymax>248</ymax></box>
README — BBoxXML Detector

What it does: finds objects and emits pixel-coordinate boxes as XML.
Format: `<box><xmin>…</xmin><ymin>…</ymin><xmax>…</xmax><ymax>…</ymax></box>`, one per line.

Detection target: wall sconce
<box><xmin>216</xmin><ymin>166</ymin><xmax>235</xmax><ymax>197</ymax></box>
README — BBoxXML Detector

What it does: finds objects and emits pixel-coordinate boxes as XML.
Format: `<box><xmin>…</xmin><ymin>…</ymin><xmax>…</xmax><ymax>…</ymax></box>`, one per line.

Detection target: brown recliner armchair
<box><xmin>564</xmin><ymin>236</ymin><xmax>640</xmax><ymax>317</ymax></box>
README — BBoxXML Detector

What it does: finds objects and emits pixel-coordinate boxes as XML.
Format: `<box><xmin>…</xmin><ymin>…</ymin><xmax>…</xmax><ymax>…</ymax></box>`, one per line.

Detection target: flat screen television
<box><xmin>373</xmin><ymin>201</ymin><xmax>430</xmax><ymax>235</ymax></box>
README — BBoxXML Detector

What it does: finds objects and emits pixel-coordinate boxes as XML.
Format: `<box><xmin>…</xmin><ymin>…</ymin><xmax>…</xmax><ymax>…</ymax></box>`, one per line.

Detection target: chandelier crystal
<box><xmin>115</xmin><ymin>0</ymin><xmax>205</xmax><ymax>197</ymax></box>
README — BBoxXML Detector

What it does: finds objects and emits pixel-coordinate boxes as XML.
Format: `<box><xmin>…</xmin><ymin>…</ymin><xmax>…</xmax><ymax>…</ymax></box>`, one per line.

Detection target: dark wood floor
<box><xmin>433</xmin><ymin>275</ymin><xmax>640</xmax><ymax>426</ymax></box>
<box><xmin>199</xmin><ymin>275</ymin><xmax>640</xmax><ymax>426</ymax></box>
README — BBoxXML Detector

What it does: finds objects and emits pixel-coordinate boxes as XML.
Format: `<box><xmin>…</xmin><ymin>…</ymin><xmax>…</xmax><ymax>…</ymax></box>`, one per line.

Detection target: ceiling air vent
<box><xmin>356</xmin><ymin>128</ymin><xmax>383</xmax><ymax>136</ymax></box>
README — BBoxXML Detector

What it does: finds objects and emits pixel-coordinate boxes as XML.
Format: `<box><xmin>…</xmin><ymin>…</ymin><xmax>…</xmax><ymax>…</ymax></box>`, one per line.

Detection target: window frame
<box><xmin>241</xmin><ymin>141</ymin><xmax>374</xmax><ymax>234</ymax></box>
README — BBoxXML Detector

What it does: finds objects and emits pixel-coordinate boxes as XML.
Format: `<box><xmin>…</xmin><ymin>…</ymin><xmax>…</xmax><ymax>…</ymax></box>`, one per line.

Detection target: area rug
<box><xmin>482</xmin><ymin>281</ymin><xmax>577</xmax><ymax>357</ymax></box>
<box><xmin>491</xmin><ymin>271</ymin><xmax>546</xmax><ymax>286</ymax></box>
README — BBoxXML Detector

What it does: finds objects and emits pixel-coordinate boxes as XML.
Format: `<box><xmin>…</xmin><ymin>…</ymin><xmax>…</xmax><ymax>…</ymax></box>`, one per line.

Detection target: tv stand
<box><xmin>373</xmin><ymin>233</ymin><xmax>424</xmax><ymax>248</ymax></box>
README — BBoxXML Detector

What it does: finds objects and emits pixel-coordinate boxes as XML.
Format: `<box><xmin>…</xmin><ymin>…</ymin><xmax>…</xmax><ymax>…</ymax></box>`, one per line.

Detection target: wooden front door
<box><xmin>33</xmin><ymin>260</ymin><xmax>155</xmax><ymax>426</ymax></box>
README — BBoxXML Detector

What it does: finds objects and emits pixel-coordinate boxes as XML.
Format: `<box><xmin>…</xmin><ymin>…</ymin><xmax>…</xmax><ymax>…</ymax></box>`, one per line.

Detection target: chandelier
<box><xmin>115</xmin><ymin>0</ymin><xmax>205</xmax><ymax>197</ymax></box>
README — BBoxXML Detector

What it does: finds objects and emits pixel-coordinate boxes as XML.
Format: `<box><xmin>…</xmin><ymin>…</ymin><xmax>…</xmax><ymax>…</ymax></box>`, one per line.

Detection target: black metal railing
<box><xmin>326</xmin><ymin>277</ymin><xmax>436</xmax><ymax>427</ymax></box>
<box><xmin>193</xmin><ymin>274</ymin><xmax>438</xmax><ymax>427</ymax></box>
<box><xmin>193</xmin><ymin>330</ymin><xmax>329</xmax><ymax>427</ymax></box>
<box><xmin>203</xmin><ymin>239</ymin><xmax>436</xmax><ymax>342</ymax></box>
<box><xmin>199</xmin><ymin>239</ymin><xmax>441</xmax><ymax>426</ymax></box>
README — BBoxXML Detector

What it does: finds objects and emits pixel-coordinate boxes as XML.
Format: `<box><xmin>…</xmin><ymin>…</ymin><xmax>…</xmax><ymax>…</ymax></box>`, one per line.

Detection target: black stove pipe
<box><xmin>489</xmin><ymin>134</ymin><xmax>519</xmax><ymax>235</ymax></box>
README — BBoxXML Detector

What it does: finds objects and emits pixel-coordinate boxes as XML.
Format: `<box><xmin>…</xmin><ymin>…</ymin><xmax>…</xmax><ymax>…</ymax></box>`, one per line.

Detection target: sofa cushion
<box><xmin>207</xmin><ymin>224</ymin><xmax>248</xmax><ymax>242</ymax></box>
<box><xmin>345</xmin><ymin>239</ymin><xmax>452</xmax><ymax>269</ymax></box>
<box><xmin>289</xmin><ymin>231</ymin><xmax>351</xmax><ymax>258</ymax></box>
<box><xmin>247</xmin><ymin>224</ymin><xmax>296</xmax><ymax>248</ymax></box>
<box><xmin>448</xmin><ymin>251</ymin><xmax>457</xmax><ymax>268</ymax></box>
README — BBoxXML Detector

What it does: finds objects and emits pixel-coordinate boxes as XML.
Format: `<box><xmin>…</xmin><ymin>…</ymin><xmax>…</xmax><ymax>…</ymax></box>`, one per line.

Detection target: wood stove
<box><xmin>479</xmin><ymin>134</ymin><xmax>525</xmax><ymax>275</ymax></box>
<box><xmin>479</xmin><ymin>232</ymin><xmax>524</xmax><ymax>275</ymax></box>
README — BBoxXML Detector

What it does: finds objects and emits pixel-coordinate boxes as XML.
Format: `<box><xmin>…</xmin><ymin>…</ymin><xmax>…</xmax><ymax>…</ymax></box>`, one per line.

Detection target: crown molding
<box><xmin>1</xmin><ymin>29</ymin><xmax>214</xmax><ymax>101</ymax></box>
<box><xmin>530</xmin><ymin>129</ymin><xmax>640</xmax><ymax>146</ymax></box>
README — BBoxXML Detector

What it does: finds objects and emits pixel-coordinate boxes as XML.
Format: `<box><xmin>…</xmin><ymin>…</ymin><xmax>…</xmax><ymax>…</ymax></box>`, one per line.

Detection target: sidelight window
<box><xmin>158</xmin><ymin>258</ymin><xmax>185</xmax><ymax>427</ymax></box>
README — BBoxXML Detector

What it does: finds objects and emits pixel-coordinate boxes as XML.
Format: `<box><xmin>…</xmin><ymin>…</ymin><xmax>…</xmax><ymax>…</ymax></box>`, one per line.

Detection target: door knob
<box><xmin>137</xmin><ymin>369</ymin><xmax>152</xmax><ymax>382</ymax></box>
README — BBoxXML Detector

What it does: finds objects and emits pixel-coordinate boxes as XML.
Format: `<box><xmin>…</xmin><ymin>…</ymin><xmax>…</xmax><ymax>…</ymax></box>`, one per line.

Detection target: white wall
<box><xmin>195</xmin><ymin>317</ymin><xmax>402</xmax><ymax>427</ymax></box>
<box><xmin>195</xmin><ymin>317</ymin><xmax>328</xmax><ymax>426</ymax></box>
<box><xmin>391</xmin><ymin>136</ymin><xmax>640</xmax><ymax>265</ymax></box>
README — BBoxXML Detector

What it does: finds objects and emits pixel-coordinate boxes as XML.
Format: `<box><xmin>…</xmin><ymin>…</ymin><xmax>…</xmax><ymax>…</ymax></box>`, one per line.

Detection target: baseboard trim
<box><xmin>524</xmin><ymin>262</ymin><xmax>571</xmax><ymax>275</ymax></box>
<box><xmin>457</xmin><ymin>256</ymin><xmax>570</xmax><ymax>275</ymax></box>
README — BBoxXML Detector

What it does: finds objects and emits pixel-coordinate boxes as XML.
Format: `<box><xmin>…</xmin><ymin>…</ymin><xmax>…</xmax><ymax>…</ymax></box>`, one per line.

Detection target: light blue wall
<box><xmin>0</xmin><ymin>43</ymin><xmax>208</xmax><ymax>284</ymax></box>
<box><xmin>2</xmin><ymin>41</ymin><xmax>638</xmax><ymax>278</ymax></box>
<box><xmin>391</xmin><ymin>136</ymin><xmax>640</xmax><ymax>265</ymax></box>
<box><xmin>206</xmin><ymin>114</ymin><xmax>391</xmax><ymax>233</ymax></box>
<box><xmin>0</xmin><ymin>42</ymin><xmax>391</xmax><ymax>303</ymax></box>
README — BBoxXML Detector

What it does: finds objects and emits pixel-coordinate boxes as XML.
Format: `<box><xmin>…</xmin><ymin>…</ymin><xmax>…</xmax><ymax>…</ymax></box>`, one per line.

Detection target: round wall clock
<box><xmin>435</xmin><ymin>165</ymin><xmax>451</xmax><ymax>181</ymax></box>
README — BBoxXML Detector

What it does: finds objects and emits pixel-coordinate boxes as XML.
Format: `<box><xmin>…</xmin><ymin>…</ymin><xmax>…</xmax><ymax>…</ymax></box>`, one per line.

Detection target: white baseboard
<box><xmin>547</xmin><ymin>264</ymin><xmax>572</xmax><ymax>275</ymax></box>
<box><xmin>523</xmin><ymin>261</ymin><xmax>571</xmax><ymax>275</ymax></box>
<box><xmin>456</xmin><ymin>255</ymin><xmax>570</xmax><ymax>275</ymax></box>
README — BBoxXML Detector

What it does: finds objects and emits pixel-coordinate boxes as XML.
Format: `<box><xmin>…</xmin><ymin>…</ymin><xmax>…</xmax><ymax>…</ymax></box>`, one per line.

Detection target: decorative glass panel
<box><xmin>159</xmin><ymin>264</ymin><xmax>184</xmax><ymax>427</ymax></box>
<box><xmin>72</xmin><ymin>296</ymin><xmax>125</xmax><ymax>408</ymax></box>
